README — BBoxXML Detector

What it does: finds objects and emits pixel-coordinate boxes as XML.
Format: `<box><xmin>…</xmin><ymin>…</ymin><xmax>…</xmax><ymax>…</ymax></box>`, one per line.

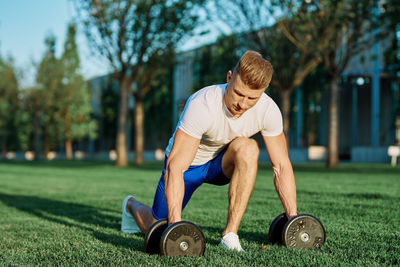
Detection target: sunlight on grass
<box><xmin>0</xmin><ymin>161</ymin><xmax>399</xmax><ymax>266</ymax></box>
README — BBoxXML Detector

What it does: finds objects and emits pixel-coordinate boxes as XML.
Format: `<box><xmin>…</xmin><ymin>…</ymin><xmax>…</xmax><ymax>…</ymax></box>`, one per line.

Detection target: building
<box><xmin>171</xmin><ymin>31</ymin><xmax>400</xmax><ymax>163</ymax></box>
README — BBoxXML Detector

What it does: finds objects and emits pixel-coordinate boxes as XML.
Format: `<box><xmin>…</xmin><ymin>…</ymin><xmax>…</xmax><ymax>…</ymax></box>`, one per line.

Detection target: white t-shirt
<box><xmin>166</xmin><ymin>84</ymin><xmax>283</xmax><ymax>165</ymax></box>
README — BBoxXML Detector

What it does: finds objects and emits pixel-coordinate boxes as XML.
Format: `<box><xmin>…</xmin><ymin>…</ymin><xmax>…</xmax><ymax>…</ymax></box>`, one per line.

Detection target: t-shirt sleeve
<box><xmin>261</xmin><ymin>99</ymin><xmax>283</xmax><ymax>136</ymax></box>
<box><xmin>178</xmin><ymin>95</ymin><xmax>211</xmax><ymax>139</ymax></box>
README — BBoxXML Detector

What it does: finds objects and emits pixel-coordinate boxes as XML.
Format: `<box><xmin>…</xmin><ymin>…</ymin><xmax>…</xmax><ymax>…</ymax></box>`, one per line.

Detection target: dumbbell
<box><xmin>268</xmin><ymin>213</ymin><xmax>326</xmax><ymax>249</ymax></box>
<box><xmin>144</xmin><ymin>219</ymin><xmax>206</xmax><ymax>256</ymax></box>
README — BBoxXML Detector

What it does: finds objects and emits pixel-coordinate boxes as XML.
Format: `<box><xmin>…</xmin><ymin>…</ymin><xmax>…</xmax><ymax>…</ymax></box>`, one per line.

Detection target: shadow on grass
<box><xmin>0</xmin><ymin>192</ymin><xmax>143</xmax><ymax>251</ymax></box>
<box><xmin>93</xmin><ymin>231</ymin><xmax>144</xmax><ymax>251</ymax></box>
<box><xmin>0</xmin><ymin>192</ymin><xmax>119</xmax><ymax>229</ymax></box>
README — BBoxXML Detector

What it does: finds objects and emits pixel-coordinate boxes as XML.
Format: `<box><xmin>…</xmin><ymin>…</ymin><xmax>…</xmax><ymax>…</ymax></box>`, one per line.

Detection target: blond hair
<box><xmin>233</xmin><ymin>50</ymin><xmax>273</xmax><ymax>90</ymax></box>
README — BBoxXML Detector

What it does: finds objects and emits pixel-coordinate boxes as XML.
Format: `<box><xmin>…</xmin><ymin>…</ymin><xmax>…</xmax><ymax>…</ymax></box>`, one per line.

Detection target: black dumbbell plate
<box><xmin>160</xmin><ymin>221</ymin><xmax>206</xmax><ymax>256</ymax></box>
<box><xmin>282</xmin><ymin>214</ymin><xmax>326</xmax><ymax>249</ymax></box>
<box><xmin>144</xmin><ymin>219</ymin><xmax>168</xmax><ymax>254</ymax></box>
<box><xmin>268</xmin><ymin>213</ymin><xmax>288</xmax><ymax>244</ymax></box>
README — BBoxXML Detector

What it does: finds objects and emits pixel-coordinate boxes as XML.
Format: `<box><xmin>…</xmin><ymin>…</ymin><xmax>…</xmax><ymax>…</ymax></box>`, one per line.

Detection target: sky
<box><xmin>0</xmin><ymin>0</ymin><xmax>217</xmax><ymax>88</ymax></box>
<box><xmin>0</xmin><ymin>0</ymin><xmax>112</xmax><ymax>87</ymax></box>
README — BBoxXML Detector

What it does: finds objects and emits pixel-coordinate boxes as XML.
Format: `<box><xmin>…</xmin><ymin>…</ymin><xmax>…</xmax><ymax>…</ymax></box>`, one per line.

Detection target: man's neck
<box><xmin>224</xmin><ymin>91</ymin><xmax>239</xmax><ymax>118</ymax></box>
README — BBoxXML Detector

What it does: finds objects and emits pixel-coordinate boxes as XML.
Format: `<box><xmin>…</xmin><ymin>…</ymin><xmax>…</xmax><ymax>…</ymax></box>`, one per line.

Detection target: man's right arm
<box><xmin>164</xmin><ymin>129</ymin><xmax>200</xmax><ymax>224</ymax></box>
<box><xmin>263</xmin><ymin>133</ymin><xmax>297</xmax><ymax>219</ymax></box>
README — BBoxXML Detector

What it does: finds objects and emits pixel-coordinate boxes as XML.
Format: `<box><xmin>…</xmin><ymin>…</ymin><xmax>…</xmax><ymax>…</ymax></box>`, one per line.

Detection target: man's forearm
<box><xmin>164</xmin><ymin>168</ymin><xmax>185</xmax><ymax>224</ymax></box>
<box><xmin>273</xmin><ymin>163</ymin><xmax>297</xmax><ymax>218</ymax></box>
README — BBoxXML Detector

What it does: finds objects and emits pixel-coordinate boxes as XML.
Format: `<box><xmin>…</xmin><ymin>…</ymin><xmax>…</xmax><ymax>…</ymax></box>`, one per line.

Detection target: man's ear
<box><xmin>226</xmin><ymin>70</ymin><xmax>233</xmax><ymax>83</ymax></box>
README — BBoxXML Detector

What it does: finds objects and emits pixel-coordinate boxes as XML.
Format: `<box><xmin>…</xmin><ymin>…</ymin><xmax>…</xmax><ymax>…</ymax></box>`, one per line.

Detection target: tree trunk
<box><xmin>65</xmin><ymin>138</ymin><xmax>73</xmax><ymax>160</ymax></box>
<box><xmin>116</xmin><ymin>78</ymin><xmax>130</xmax><ymax>167</ymax></box>
<box><xmin>65</xmin><ymin>117</ymin><xmax>73</xmax><ymax>160</ymax></box>
<box><xmin>34</xmin><ymin>114</ymin><xmax>41</xmax><ymax>160</ymax></box>
<box><xmin>280</xmin><ymin>90</ymin><xmax>292</xmax><ymax>149</ymax></box>
<box><xmin>1</xmin><ymin>137</ymin><xmax>7</xmax><ymax>159</ymax></box>
<box><xmin>327</xmin><ymin>77</ymin><xmax>340</xmax><ymax>167</ymax></box>
<box><xmin>44</xmin><ymin>137</ymin><xmax>51</xmax><ymax>161</ymax></box>
<box><xmin>134</xmin><ymin>96</ymin><xmax>144</xmax><ymax>165</ymax></box>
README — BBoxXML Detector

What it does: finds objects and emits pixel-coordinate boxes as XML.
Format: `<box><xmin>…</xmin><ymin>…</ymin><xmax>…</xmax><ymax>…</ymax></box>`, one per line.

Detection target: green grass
<box><xmin>0</xmin><ymin>160</ymin><xmax>399</xmax><ymax>266</ymax></box>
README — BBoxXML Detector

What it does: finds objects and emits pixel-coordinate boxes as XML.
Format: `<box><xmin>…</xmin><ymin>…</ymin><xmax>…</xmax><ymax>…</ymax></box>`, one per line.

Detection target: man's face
<box><xmin>224</xmin><ymin>71</ymin><xmax>266</xmax><ymax>117</ymax></box>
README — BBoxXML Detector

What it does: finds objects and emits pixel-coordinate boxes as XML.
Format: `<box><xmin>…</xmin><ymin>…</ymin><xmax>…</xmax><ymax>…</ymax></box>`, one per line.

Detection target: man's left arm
<box><xmin>263</xmin><ymin>132</ymin><xmax>297</xmax><ymax>219</ymax></box>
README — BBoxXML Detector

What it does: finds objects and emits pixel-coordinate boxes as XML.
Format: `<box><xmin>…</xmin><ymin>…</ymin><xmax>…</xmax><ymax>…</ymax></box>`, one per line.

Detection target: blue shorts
<box><xmin>151</xmin><ymin>149</ymin><xmax>230</xmax><ymax>220</ymax></box>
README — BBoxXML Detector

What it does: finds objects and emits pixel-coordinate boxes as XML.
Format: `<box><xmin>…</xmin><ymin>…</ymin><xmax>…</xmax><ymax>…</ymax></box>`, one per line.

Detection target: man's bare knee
<box><xmin>230</xmin><ymin>137</ymin><xmax>260</xmax><ymax>164</ymax></box>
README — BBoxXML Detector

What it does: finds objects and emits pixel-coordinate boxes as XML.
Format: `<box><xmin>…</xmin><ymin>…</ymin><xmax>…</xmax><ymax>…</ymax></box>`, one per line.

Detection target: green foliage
<box><xmin>99</xmin><ymin>79</ymin><xmax>118</xmax><ymax>150</ymax></box>
<box><xmin>59</xmin><ymin>23</ymin><xmax>97</xmax><ymax>142</ymax></box>
<box><xmin>35</xmin><ymin>34</ymin><xmax>65</xmax><ymax>149</ymax></box>
<box><xmin>75</xmin><ymin>0</ymin><xmax>205</xmax><ymax>164</ymax></box>
<box><xmin>270</xmin><ymin>0</ymin><xmax>386</xmax><ymax>165</ymax></box>
<box><xmin>0</xmin><ymin>55</ymin><xmax>30</xmax><ymax>151</ymax></box>
<box><xmin>0</xmin><ymin>161</ymin><xmax>399</xmax><ymax>265</ymax></box>
<box><xmin>64</xmin><ymin>78</ymin><xmax>98</xmax><ymax>141</ymax></box>
<box><xmin>143</xmin><ymin>52</ymin><xmax>175</xmax><ymax>149</ymax></box>
<box><xmin>380</xmin><ymin>0</ymin><xmax>400</xmax><ymax>31</ymax></box>
<box><xmin>300</xmin><ymin>65</ymin><xmax>330</xmax><ymax>146</ymax></box>
<box><xmin>29</xmin><ymin>25</ymin><xmax>97</xmax><ymax>155</ymax></box>
<box><xmin>384</xmin><ymin>30</ymin><xmax>400</xmax><ymax>74</ymax></box>
<box><xmin>272</xmin><ymin>0</ymin><xmax>379</xmax><ymax>77</ymax></box>
<box><xmin>382</xmin><ymin>0</ymin><xmax>400</xmax><ymax>75</ymax></box>
<box><xmin>205</xmin><ymin>0</ymin><xmax>321</xmax><ymax>91</ymax></box>
<box><xmin>192</xmin><ymin>35</ymin><xmax>241</xmax><ymax>92</ymax></box>
<box><xmin>61</xmin><ymin>23</ymin><xmax>80</xmax><ymax>74</ymax></box>
<box><xmin>76</xmin><ymin>0</ymin><xmax>204</xmax><ymax>76</ymax></box>
<box><xmin>205</xmin><ymin>1</ymin><xmax>323</xmax><ymax>148</ymax></box>
<box><xmin>0</xmin><ymin>57</ymin><xmax>15</xmax><ymax>137</ymax></box>
<box><xmin>24</xmin><ymin>87</ymin><xmax>45</xmax><ymax>154</ymax></box>
<box><xmin>20</xmin><ymin>24</ymin><xmax>97</xmax><ymax>157</ymax></box>
<box><xmin>13</xmin><ymin>110</ymin><xmax>31</xmax><ymax>151</ymax></box>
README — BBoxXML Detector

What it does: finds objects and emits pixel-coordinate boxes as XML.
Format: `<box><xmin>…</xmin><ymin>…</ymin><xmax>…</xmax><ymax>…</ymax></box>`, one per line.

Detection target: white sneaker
<box><xmin>219</xmin><ymin>232</ymin><xmax>244</xmax><ymax>252</ymax></box>
<box><xmin>121</xmin><ymin>195</ymin><xmax>141</xmax><ymax>234</ymax></box>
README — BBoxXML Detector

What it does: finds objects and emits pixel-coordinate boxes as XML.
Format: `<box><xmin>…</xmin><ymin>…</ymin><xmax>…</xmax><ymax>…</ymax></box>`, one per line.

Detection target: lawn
<box><xmin>0</xmin><ymin>160</ymin><xmax>399</xmax><ymax>266</ymax></box>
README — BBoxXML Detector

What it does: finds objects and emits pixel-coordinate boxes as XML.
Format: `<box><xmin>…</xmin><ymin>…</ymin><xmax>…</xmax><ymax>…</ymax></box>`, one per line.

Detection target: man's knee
<box><xmin>229</xmin><ymin>137</ymin><xmax>260</xmax><ymax>164</ymax></box>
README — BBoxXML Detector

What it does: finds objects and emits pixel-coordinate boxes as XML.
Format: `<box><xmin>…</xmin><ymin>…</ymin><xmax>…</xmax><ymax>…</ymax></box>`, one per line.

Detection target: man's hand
<box><xmin>167</xmin><ymin>218</ymin><xmax>181</xmax><ymax>225</ymax></box>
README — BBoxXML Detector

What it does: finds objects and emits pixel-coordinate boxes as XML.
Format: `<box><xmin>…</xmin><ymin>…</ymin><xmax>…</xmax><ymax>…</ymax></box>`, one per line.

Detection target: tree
<box><xmin>272</xmin><ymin>0</ymin><xmax>381</xmax><ymax>167</ymax></box>
<box><xmin>266</xmin><ymin>23</ymin><xmax>321</xmax><ymax>147</ymax></box>
<box><xmin>75</xmin><ymin>0</ymin><xmax>203</xmax><ymax>166</ymax></box>
<box><xmin>24</xmin><ymin>86</ymin><xmax>46</xmax><ymax>159</ymax></box>
<box><xmin>30</xmin><ymin>29</ymin><xmax>96</xmax><ymax>160</ymax></box>
<box><xmin>381</xmin><ymin>0</ymin><xmax>400</xmax><ymax>141</ymax></box>
<box><xmin>100</xmin><ymin>79</ymin><xmax>119</xmax><ymax>151</ymax></box>
<box><xmin>143</xmin><ymin>50</ymin><xmax>175</xmax><ymax>150</ymax></box>
<box><xmin>60</xmin><ymin>23</ymin><xmax>97</xmax><ymax>159</ymax></box>
<box><xmin>0</xmin><ymin>55</ymin><xmax>30</xmax><ymax>156</ymax></box>
<box><xmin>35</xmin><ymin>34</ymin><xmax>65</xmax><ymax>158</ymax></box>
<box><xmin>382</xmin><ymin>0</ymin><xmax>400</xmax><ymax>75</ymax></box>
<box><xmin>205</xmin><ymin>0</ymin><xmax>322</xmax><ymax>147</ymax></box>
<box><xmin>300</xmin><ymin>64</ymin><xmax>330</xmax><ymax>147</ymax></box>
<box><xmin>192</xmin><ymin>35</ymin><xmax>241</xmax><ymax>91</ymax></box>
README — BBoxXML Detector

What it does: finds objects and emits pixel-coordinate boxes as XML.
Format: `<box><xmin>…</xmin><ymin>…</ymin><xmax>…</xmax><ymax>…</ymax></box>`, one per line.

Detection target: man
<box><xmin>121</xmin><ymin>50</ymin><xmax>297</xmax><ymax>252</ymax></box>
